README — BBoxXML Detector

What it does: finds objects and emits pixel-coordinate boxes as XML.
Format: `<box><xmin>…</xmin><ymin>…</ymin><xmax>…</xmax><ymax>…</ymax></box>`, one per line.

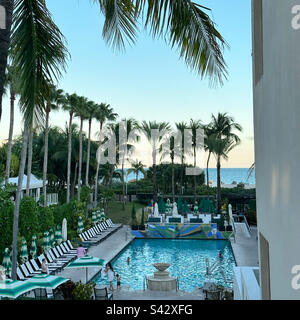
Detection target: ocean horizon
<box><xmin>123</xmin><ymin>168</ymin><xmax>255</xmax><ymax>185</ymax></box>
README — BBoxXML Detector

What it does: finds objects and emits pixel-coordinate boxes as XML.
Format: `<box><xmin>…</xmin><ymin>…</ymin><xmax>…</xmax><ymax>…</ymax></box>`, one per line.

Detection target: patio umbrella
<box><xmin>96</xmin><ymin>211</ymin><xmax>101</xmax><ymax>224</ymax></box>
<box><xmin>20</xmin><ymin>238</ymin><xmax>28</xmax><ymax>264</ymax></box>
<box><xmin>77</xmin><ymin>216</ymin><xmax>84</xmax><ymax>234</ymax></box>
<box><xmin>62</xmin><ymin>218</ymin><xmax>67</xmax><ymax>242</ymax></box>
<box><xmin>55</xmin><ymin>224</ymin><xmax>62</xmax><ymax>245</ymax></box>
<box><xmin>65</xmin><ymin>255</ymin><xmax>106</xmax><ymax>283</ymax></box>
<box><xmin>2</xmin><ymin>248</ymin><xmax>11</xmax><ymax>277</ymax></box>
<box><xmin>0</xmin><ymin>279</ymin><xmax>35</xmax><ymax>299</ymax></box>
<box><xmin>92</xmin><ymin>212</ymin><xmax>97</xmax><ymax>226</ymax></box>
<box><xmin>30</xmin><ymin>235</ymin><xmax>37</xmax><ymax>259</ymax></box>
<box><xmin>26</xmin><ymin>273</ymin><xmax>69</xmax><ymax>290</ymax></box>
<box><xmin>42</xmin><ymin>231</ymin><xmax>50</xmax><ymax>253</ymax></box>
<box><xmin>49</xmin><ymin>228</ymin><xmax>55</xmax><ymax>248</ymax></box>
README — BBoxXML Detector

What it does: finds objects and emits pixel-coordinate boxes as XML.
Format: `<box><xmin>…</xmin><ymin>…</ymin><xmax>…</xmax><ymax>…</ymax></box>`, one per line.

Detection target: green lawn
<box><xmin>105</xmin><ymin>201</ymin><xmax>146</xmax><ymax>225</ymax></box>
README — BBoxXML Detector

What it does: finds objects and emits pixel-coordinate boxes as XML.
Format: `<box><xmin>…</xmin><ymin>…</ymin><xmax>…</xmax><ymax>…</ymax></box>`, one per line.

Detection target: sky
<box><xmin>0</xmin><ymin>0</ymin><xmax>254</xmax><ymax>168</ymax></box>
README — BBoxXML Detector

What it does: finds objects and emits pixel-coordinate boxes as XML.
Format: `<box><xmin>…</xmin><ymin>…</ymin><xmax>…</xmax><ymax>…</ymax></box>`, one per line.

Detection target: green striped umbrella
<box><xmin>92</xmin><ymin>212</ymin><xmax>97</xmax><ymax>226</ymax></box>
<box><xmin>55</xmin><ymin>224</ymin><xmax>62</xmax><ymax>245</ymax></box>
<box><xmin>96</xmin><ymin>211</ymin><xmax>101</xmax><ymax>224</ymax></box>
<box><xmin>49</xmin><ymin>228</ymin><xmax>55</xmax><ymax>248</ymax></box>
<box><xmin>77</xmin><ymin>216</ymin><xmax>84</xmax><ymax>234</ymax></box>
<box><xmin>100</xmin><ymin>209</ymin><xmax>106</xmax><ymax>222</ymax></box>
<box><xmin>30</xmin><ymin>235</ymin><xmax>37</xmax><ymax>259</ymax></box>
<box><xmin>27</xmin><ymin>273</ymin><xmax>69</xmax><ymax>289</ymax></box>
<box><xmin>20</xmin><ymin>238</ymin><xmax>29</xmax><ymax>264</ymax></box>
<box><xmin>42</xmin><ymin>231</ymin><xmax>50</xmax><ymax>253</ymax></box>
<box><xmin>65</xmin><ymin>255</ymin><xmax>106</xmax><ymax>283</ymax></box>
<box><xmin>0</xmin><ymin>279</ymin><xmax>35</xmax><ymax>299</ymax></box>
<box><xmin>2</xmin><ymin>248</ymin><xmax>12</xmax><ymax>277</ymax></box>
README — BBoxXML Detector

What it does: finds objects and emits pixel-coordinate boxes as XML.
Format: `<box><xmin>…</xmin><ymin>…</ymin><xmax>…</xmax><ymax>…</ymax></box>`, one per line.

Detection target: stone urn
<box><xmin>153</xmin><ymin>263</ymin><xmax>170</xmax><ymax>272</ymax></box>
<box><xmin>147</xmin><ymin>263</ymin><xmax>177</xmax><ymax>291</ymax></box>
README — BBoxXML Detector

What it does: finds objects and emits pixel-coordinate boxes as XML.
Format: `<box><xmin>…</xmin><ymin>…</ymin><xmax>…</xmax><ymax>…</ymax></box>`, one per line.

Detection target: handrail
<box><xmin>176</xmin><ymin>277</ymin><xmax>179</xmax><ymax>292</ymax></box>
<box><xmin>243</xmin><ymin>216</ymin><xmax>251</xmax><ymax>234</ymax></box>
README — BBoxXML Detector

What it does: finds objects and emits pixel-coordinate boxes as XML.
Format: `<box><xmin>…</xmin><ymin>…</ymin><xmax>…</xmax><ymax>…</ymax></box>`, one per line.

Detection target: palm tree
<box><xmin>207</xmin><ymin>112</ymin><xmax>242</xmax><ymax>202</ymax></box>
<box><xmin>203</xmin><ymin>124</ymin><xmax>215</xmax><ymax>191</ymax></box>
<box><xmin>109</xmin><ymin>118</ymin><xmax>139</xmax><ymax>210</ymax></box>
<box><xmin>212</xmin><ymin>135</ymin><xmax>239</xmax><ymax>213</ymax></box>
<box><xmin>4</xmin><ymin>64</ymin><xmax>20</xmax><ymax>184</ymax></box>
<box><xmin>128</xmin><ymin>160</ymin><xmax>145</xmax><ymax>186</ymax></box>
<box><xmin>0</xmin><ymin>0</ymin><xmax>14</xmax><ymax>122</ymax></box>
<box><xmin>94</xmin><ymin>103</ymin><xmax>117</xmax><ymax>203</ymax></box>
<box><xmin>175</xmin><ymin>121</ymin><xmax>191</xmax><ymax>195</ymax></box>
<box><xmin>85</xmin><ymin>100</ymin><xmax>98</xmax><ymax>187</ymax></box>
<box><xmin>75</xmin><ymin>96</ymin><xmax>89</xmax><ymax>202</ymax></box>
<box><xmin>9</xmin><ymin>0</ymin><xmax>68</xmax><ymax>280</ymax></box>
<box><xmin>26</xmin><ymin>123</ymin><xmax>34</xmax><ymax>196</ymax></box>
<box><xmin>42</xmin><ymin>85</ymin><xmax>65</xmax><ymax>207</ymax></box>
<box><xmin>0</xmin><ymin>0</ymin><xmax>227</xmax><ymax>124</ymax></box>
<box><xmin>140</xmin><ymin>121</ymin><xmax>171</xmax><ymax>203</ymax></box>
<box><xmin>63</xmin><ymin>93</ymin><xmax>80</xmax><ymax>203</ymax></box>
<box><xmin>189</xmin><ymin>119</ymin><xmax>202</xmax><ymax>201</ymax></box>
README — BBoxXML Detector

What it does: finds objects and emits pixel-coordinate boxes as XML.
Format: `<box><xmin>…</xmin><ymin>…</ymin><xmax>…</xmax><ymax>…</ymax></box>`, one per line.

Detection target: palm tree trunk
<box><xmin>26</xmin><ymin>125</ymin><xmax>33</xmax><ymax>196</ymax></box>
<box><xmin>122</xmin><ymin>162</ymin><xmax>125</xmax><ymax>210</ymax></box>
<box><xmin>85</xmin><ymin>118</ymin><xmax>92</xmax><ymax>186</ymax></box>
<box><xmin>94</xmin><ymin>161</ymin><xmax>100</xmax><ymax>203</ymax></box>
<box><xmin>180</xmin><ymin>157</ymin><xmax>184</xmax><ymax>195</ymax></box>
<box><xmin>217</xmin><ymin>159</ymin><xmax>221</xmax><ymax>214</ymax></box>
<box><xmin>77</xmin><ymin>117</ymin><xmax>83</xmax><ymax>201</ymax></box>
<box><xmin>206</xmin><ymin>151</ymin><xmax>211</xmax><ymax>195</ymax></box>
<box><xmin>71</xmin><ymin>161</ymin><xmax>78</xmax><ymax>199</ymax></box>
<box><xmin>0</xmin><ymin>0</ymin><xmax>14</xmax><ymax>122</ymax></box>
<box><xmin>43</xmin><ymin>108</ymin><xmax>50</xmax><ymax>207</ymax></box>
<box><xmin>193</xmin><ymin>147</ymin><xmax>197</xmax><ymax>202</ymax></box>
<box><xmin>172</xmin><ymin>160</ymin><xmax>175</xmax><ymax>203</ymax></box>
<box><xmin>4</xmin><ymin>91</ymin><xmax>15</xmax><ymax>183</ymax></box>
<box><xmin>11</xmin><ymin>126</ymin><xmax>28</xmax><ymax>280</ymax></box>
<box><xmin>66</xmin><ymin>111</ymin><xmax>73</xmax><ymax>203</ymax></box>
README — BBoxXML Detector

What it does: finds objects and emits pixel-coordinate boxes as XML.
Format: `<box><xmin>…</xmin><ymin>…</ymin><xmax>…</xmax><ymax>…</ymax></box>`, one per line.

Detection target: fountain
<box><xmin>147</xmin><ymin>263</ymin><xmax>177</xmax><ymax>291</ymax></box>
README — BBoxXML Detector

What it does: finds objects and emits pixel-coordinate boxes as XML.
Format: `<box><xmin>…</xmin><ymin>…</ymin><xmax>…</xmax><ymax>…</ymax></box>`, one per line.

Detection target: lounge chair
<box><xmin>62</xmin><ymin>242</ymin><xmax>77</xmax><ymax>254</ymax></box>
<box><xmin>79</xmin><ymin>232</ymin><xmax>99</xmax><ymax>244</ymax></box>
<box><xmin>94</xmin><ymin>287</ymin><xmax>113</xmax><ymax>300</ymax></box>
<box><xmin>25</xmin><ymin>261</ymin><xmax>41</xmax><ymax>276</ymax></box>
<box><xmin>46</xmin><ymin>250</ymin><xmax>69</xmax><ymax>267</ymax></box>
<box><xmin>106</xmin><ymin>219</ymin><xmax>122</xmax><ymax>229</ymax></box>
<box><xmin>37</xmin><ymin>254</ymin><xmax>62</xmax><ymax>274</ymax></box>
<box><xmin>57</xmin><ymin>245</ymin><xmax>77</xmax><ymax>260</ymax></box>
<box><xmin>17</xmin><ymin>267</ymin><xmax>28</xmax><ymax>281</ymax></box>
<box><xmin>20</xmin><ymin>263</ymin><xmax>40</xmax><ymax>278</ymax></box>
<box><xmin>87</xmin><ymin>228</ymin><xmax>106</xmax><ymax>241</ymax></box>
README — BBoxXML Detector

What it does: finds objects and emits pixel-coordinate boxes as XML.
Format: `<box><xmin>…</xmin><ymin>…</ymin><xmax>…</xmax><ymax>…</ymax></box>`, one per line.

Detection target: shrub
<box><xmin>38</xmin><ymin>206</ymin><xmax>55</xmax><ymax>233</ymax></box>
<box><xmin>140</xmin><ymin>207</ymin><xmax>145</xmax><ymax>225</ymax></box>
<box><xmin>0</xmin><ymin>200</ymin><xmax>14</xmax><ymax>261</ymax></box>
<box><xmin>73</xmin><ymin>281</ymin><xmax>96</xmax><ymax>300</ymax></box>
<box><xmin>19</xmin><ymin>196</ymin><xmax>39</xmax><ymax>240</ymax></box>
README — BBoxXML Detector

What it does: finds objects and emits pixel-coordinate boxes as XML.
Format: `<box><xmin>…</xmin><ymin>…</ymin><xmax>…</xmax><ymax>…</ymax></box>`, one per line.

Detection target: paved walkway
<box><xmin>230</xmin><ymin>225</ymin><xmax>259</xmax><ymax>266</ymax></box>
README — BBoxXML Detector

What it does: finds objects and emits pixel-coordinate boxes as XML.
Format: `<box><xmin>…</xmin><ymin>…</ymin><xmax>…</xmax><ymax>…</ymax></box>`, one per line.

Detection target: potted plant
<box><xmin>139</xmin><ymin>208</ymin><xmax>146</xmax><ymax>230</ymax></box>
<box><xmin>131</xmin><ymin>203</ymin><xmax>139</xmax><ymax>230</ymax></box>
<box><xmin>218</xmin><ymin>213</ymin><xmax>226</xmax><ymax>231</ymax></box>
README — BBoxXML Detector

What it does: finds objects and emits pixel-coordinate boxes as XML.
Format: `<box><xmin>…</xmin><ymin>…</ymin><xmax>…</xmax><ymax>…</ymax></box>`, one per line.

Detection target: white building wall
<box><xmin>253</xmin><ymin>0</ymin><xmax>300</xmax><ymax>299</ymax></box>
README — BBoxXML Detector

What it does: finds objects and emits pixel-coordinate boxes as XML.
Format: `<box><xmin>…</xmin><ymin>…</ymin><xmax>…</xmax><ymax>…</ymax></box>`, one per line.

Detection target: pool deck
<box><xmin>47</xmin><ymin>224</ymin><xmax>258</xmax><ymax>300</ymax></box>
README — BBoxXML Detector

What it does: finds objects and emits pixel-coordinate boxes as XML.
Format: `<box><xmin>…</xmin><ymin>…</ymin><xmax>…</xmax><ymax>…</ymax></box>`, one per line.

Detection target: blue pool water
<box><xmin>94</xmin><ymin>239</ymin><xmax>236</xmax><ymax>292</ymax></box>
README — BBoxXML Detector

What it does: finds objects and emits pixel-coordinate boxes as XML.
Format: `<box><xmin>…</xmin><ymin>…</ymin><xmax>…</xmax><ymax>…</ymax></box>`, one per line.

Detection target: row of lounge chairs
<box><xmin>16</xmin><ymin>219</ymin><xmax>122</xmax><ymax>281</ymax></box>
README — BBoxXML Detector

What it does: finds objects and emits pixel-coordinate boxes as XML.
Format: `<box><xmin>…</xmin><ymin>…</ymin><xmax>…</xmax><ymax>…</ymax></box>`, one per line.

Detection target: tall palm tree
<box><xmin>109</xmin><ymin>118</ymin><xmax>139</xmax><ymax>210</ymax></box>
<box><xmin>0</xmin><ymin>0</ymin><xmax>14</xmax><ymax>122</ymax></box>
<box><xmin>94</xmin><ymin>103</ymin><xmax>117</xmax><ymax>203</ymax></box>
<box><xmin>203</xmin><ymin>124</ymin><xmax>215</xmax><ymax>191</ymax></box>
<box><xmin>9</xmin><ymin>0</ymin><xmax>68</xmax><ymax>280</ymax></box>
<box><xmin>63</xmin><ymin>93</ymin><xmax>80</xmax><ymax>203</ymax></box>
<box><xmin>189</xmin><ymin>119</ymin><xmax>202</xmax><ymax>201</ymax></box>
<box><xmin>4</xmin><ymin>64</ymin><xmax>20</xmax><ymax>184</ymax></box>
<box><xmin>0</xmin><ymin>0</ymin><xmax>228</xmax><ymax>124</ymax></box>
<box><xmin>43</xmin><ymin>85</ymin><xmax>65</xmax><ymax>207</ymax></box>
<box><xmin>212</xmin><ymin>135</ymin><xmax>239</xmax><ymax>214</ymax></box>
<box><xmin>26</xmin><ymin>122</ymin><xmax>33</xmax><ymax>196</ymax></box>
<box><xmin>140</xmin><ymin>121</ymin><xmax>171</xmax><ymax>203</ymax></box>
<box><xmin>128</xmin><ymin>160</ymin><xmax>145</xmax><ymax>186</ymax></box>
<box><xmin>175</xmin><ymin>121</ymin><xmax>191</xmax><ymax>195</ymax></box>
<box><xmin>85</xmin><ymin>100</ymin><xmax>98</xmax><ymax>187</ymax></box>
<box><xmin>75</xmin><ymin>96</ymin><xmax>89</xmax><ymax>202</ymax></box>
<box><xmin>207</xmin><ymin>112</ymin><xmax>242</xmax><ymax>203</ymax></box>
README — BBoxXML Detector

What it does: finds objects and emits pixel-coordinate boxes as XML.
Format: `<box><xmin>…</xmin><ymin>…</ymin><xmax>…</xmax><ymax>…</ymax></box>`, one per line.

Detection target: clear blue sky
<box><xmin>0</xmin><ymin>0</ymin><xmax>254</xmax><ymax>168</ymax></box>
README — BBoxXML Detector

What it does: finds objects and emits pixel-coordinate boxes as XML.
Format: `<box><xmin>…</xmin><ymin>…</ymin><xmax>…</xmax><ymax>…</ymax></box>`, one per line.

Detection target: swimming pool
<box><xmin>94</xmin><ymin>239</ymin><xmax>236</xmax><ymax>292</ymax></box>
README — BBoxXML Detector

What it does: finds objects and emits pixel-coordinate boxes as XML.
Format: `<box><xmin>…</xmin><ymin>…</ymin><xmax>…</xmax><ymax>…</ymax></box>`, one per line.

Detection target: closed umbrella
<box><xmin>27</xmin><ymin>273</ymin><xmax>69</xmax><ymax>289</ymax></box>
<box><xmin>77</xmin><ymin>216</ymin><xmax>84</xmax><ymax>234</ymax></box>
<box><xmin>30</xmin><ymin>235</ymin><xmax>37</xmax><ymax>259</ymax></box>
<box><xmin>0</xmin><ymin>279</ymin><xmax>35</xmax><ymax>299</ymax></box>
<box><xmin>96</xmin><ymin>211</ymin><xmax>101</xmax><ymax>224</ymax></box>
<box><xmin>92</xmin><ymin>212</ymin><xmax>97</xmax><ymax>226</ymax></box>
<box><xmin>2</xmin><ymin>248</ymin><xmax>11</xmax><ymax>277</ymax></box>
<box><xmin>100</xmin><ymin>209</ymin><xmax>106</xmax><ymax>222</ymax></box>
<box><xmin>20</xmin><ymin>238</ymin><xmax>28</xmax><ymax>264</ymax></box>
<box><xmin>55</xmin><ymin>224</ymin><xmax>62</xmax><ymax>245</ymax></box>
<box><xmin>49</xmin><ymin>228</ymin><xmax>55</xmax><ymax>248</ymax></box>
<box><xmin>65</xmin><ymin>255</ymin><xmax>106</xmax><ymax>283</ymax></box>
<box><xmin>42</xmin><ymin>231</ymin><xmax>50</xmax><ymax>254</ymax></box>
<box><xmin>62</xmin><ymin>218</ymin><xmax>67</xmax><ymax>242</ymax></box>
